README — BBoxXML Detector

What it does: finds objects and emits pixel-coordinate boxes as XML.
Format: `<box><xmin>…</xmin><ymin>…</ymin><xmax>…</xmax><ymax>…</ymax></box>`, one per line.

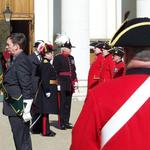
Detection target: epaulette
<box><xmin>43</xmin><ymin>59</ymin><xmax>49</xmax><ymax>63</ymax></box>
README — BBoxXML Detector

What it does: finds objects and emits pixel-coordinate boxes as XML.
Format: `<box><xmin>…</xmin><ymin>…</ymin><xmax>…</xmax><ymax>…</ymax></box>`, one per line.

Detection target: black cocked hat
<box><xmin>90</xmin><ymin>41</ymin><xmax>110</xmax><ymax>50</ymax></box>
<box><xmin>62</xmin><ymin>40</ymin><xmax>75</xmax><ymax>49</ymax></box>
<box><xmin>110</xmin><ymin>17</ymin><xmax>150</xmax><ymax>47</ymax></box>
<box><xmin>109</xmin><ymin>47</ymin><xmax>125</xmax><ymax>58</ymax></box>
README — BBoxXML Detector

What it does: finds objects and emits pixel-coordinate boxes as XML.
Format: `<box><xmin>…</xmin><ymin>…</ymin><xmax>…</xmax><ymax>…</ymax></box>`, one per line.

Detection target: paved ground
<box><xmin>0</xmin><ymin>100</ymin><xmax>84</xmax><ymax>150</ymax></box>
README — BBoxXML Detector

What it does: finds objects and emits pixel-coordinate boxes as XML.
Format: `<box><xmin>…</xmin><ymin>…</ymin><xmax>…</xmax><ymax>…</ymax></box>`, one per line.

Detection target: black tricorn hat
<box><xmin>62</xmin><ymin>40</ymin><xmax>75</xmax><ymax>49</ymax></box>
<box><xmin>90</xmin><ymin>41</ymin><xmax>110</xmax><ymax>50</ymax></box>
<box><xmin>110</xmin><ymin>17</ymin><xmax>150</xmax><ymax>47</ymax></box>
<box><xmin>109</xmin><ymin>47</ymin><xmax>125</xmax><ymax>58</ymax></box>
<box><xmin>103</xmin><ymin>42</ymin><xmax>111</xmax><ymax>50</ymax></box>
<box><xmin>90</xmin><ymin>41</ymin><xmax>104</xmax><ymax>48</ymax></box>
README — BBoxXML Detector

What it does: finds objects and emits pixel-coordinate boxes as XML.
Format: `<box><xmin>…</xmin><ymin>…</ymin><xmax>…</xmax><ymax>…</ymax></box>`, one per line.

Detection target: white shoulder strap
<box><xmin>101</xmin><ymin>76</ymin><xmax>150</xmax><ymax>149</ymax></box>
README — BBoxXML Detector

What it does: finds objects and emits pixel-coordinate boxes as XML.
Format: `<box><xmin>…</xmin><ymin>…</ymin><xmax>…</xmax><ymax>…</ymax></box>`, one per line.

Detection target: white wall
<box><xmin>34</xmin><ymin>0</ymin><xmax>53</xmax><ymax>43</ymax></box>
<box><xmin>61</xmin><ymin>0</ymin><xmax>90</xmax><ymax>80</ymax></box>
<box><xmin>89</xmin><ymin>0</ymin><xmax>118</xmax><ymax>40</ymax></box>
<box><xmin>89</xmin><ymin>0</ymin><xmax>107</xmax><ymax>39</ymax></box>
<box><xmin>106</xmin><ymin>0</ymin><xmax>118</xmax><ymax>39</ymax></box>
<box><xmin>137</xmin><ymin>0</ymin><xmax>150</xmax><ymax>17</ymax></box>
<box><xmin>122</xmin><ymin>0</ymin><xmax>136</xmax><ymax>20</ymax></box>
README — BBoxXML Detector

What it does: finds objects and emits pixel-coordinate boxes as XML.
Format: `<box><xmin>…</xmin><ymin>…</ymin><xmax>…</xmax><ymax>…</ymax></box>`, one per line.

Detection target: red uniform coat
<box><xmin>88</xmin><ymin>54</ymin><xmax>104</xmax><ymax>89</ymax></box>
<box><xmin>100</xmin><ymin>54</ymin><xmax>115</xmax><ymax>82</ymax></box>
<box><xmin>70</xmin><ymin>68</ymin><xmax>150</xmax><ymax>150</ymax></box>
<box><xmin>114</xmin><ymin>60</ymin><xmax>126</xmax><ymax>78</ymax></box>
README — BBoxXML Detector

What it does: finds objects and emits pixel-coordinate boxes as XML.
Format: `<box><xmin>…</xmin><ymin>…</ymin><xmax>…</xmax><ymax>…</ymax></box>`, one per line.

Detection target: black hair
<box><xmin>7</xmin><ymin>33</ymin><xmax>27</xmax><ymax>50</ymax></box>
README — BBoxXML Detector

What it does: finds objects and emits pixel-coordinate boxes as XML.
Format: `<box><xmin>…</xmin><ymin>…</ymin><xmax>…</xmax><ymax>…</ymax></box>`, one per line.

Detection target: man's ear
<box><xmin>14</xmin><ymin>44</ymin><xmax>19</xmax><ymax>50</ymax></box>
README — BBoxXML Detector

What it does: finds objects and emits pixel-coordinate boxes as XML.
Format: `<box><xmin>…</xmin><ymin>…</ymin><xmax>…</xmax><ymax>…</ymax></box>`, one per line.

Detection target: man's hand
<box><xmin>23</xmin><ymin>112</ymin><xmax>32</xmax><ymax>122</ymax></box>
<box><xmin>72</xmin><ymin>79</ymin><xmax>78</xmax><ymax>91</ymax></box>
<box><xmin>23</xmin><ymin>99</ymin><xmax>33</xmax><ymax>122</ymax></box>
<box><xmin>57</xmin><ymin>85</ymin><xmax>61</xmax><ymax>91</ymax></box>
<box><xmin>46</xmin><ymin>92</ymin><xmax>51</xmax><ymax>98</ymax></box>
<box><xmin>74</xmin><ymin>81</ymin><xmax>78</xmax><ymax>90</ymax></box>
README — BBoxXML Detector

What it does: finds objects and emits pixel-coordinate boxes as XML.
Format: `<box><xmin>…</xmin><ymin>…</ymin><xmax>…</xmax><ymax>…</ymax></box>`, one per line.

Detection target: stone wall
<box><xmin>0</xmin><ymin>21</ymin><xmax>10</xmax><ymax>52</ymax></box>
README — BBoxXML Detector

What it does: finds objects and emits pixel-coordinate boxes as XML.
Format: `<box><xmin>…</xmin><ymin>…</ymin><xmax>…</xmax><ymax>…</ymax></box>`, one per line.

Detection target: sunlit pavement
<box><xmin>0</xmin><ymin>100</ymin><xmax>84</xmax><ymax>150</ymax></box>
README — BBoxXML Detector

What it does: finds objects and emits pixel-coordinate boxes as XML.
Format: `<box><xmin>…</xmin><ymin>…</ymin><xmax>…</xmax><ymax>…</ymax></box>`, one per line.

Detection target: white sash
<box><xmin>101</xmin><ymin>76</ymin><xmax>150</xmax><ymax>149</ymax></box>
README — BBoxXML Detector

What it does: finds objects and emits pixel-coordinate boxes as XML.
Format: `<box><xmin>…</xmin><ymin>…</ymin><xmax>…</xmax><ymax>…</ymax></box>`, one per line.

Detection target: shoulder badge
<box><xmin>114</xmin><ymin>68</ymin><xmax>118</xmax><ymax>73</ymax></box>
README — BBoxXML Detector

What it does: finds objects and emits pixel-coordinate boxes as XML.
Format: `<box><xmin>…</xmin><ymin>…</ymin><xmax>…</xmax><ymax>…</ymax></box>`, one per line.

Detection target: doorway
<box><xmin>10</xmin><ymin>20</ymin><xmax>33</xmax><ymax>54</ymax></box>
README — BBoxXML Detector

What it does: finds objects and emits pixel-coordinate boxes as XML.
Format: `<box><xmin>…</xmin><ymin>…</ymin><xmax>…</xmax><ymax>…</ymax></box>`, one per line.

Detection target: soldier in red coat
<box><xmin>111</xmin><ymin>47</ymin><xmax>126</xmax><ymax>78</ymax></box>
<box><xmin>100</xmin><ymin>43</ymin><xmax>115</xmax><ymax>82</ymax></box>
<box><xmin>70</xmin><ymin>17</ymin><xmax>150</xmax><ymax>150</ymax></box>
<box><xmin>88</xmin><ymin>41</ymin><xmax>105</xmax><ymax>90</ymax></box>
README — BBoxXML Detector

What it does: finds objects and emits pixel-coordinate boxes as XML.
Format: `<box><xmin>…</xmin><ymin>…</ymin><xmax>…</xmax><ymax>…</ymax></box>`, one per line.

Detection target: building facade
<box><xmin>0</xmin><ymin>0</ymin><xmax>149</xmax><ymax>100</ymax></box>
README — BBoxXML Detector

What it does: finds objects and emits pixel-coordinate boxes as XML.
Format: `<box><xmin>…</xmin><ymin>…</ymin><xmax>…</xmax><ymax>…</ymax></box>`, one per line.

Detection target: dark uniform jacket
<box><xmin>53</xmin><ymin>54</ymin><xmax>77</xmax><ymax>92</ymax></box>
<box><xmin>35</xmin><ymin>58</ymin><xmax>58</xmax><ymax>114</ymax></box>
<box><xmin>3</xmin><ymin>52</ymin><xmax>33</xmax><ymax>116</ymax></box>
<box><xmin>28</xmin><ymin>52</ymin><xmax>41</xmax><ymax>96</ymax></box>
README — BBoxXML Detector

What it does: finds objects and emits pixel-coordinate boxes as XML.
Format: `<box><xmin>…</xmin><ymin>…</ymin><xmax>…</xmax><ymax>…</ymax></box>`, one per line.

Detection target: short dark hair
<box><xmin>7</xmin><ymin>33</ymin><xmax>27</xmax><ymax>50</ymax></box>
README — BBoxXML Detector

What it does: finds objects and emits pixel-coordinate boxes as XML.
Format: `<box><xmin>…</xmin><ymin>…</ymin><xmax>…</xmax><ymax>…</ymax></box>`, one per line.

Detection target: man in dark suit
<box><xmin>29</xmin><ymin>40</ymin><xmax>44</xmax><ymax>96</ymax></box>
<box><xmin>3</xmin><ymin>33</ymin><xmax>33</xmax><ymax>150</ymax></box>
<box><xmin>34</xmin><ymin>42</ymin><xmax>58</xmax><ymax>136</ymax></box>
<box><xmin>28</xmin><ymin>40</ymin><xmax>44</xmax><ymax>134</ymax></box>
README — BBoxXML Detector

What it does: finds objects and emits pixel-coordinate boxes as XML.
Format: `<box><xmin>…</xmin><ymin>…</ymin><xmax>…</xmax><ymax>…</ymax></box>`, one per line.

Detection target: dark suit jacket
<box><xmin>28</xmin><ymin>52</ymin><xmax>41</xmax><ymax>96</ymax></box>
<box><xmin>3</xmin><ymin>51</ymin><xmax>33</xmax><ymax>116</ymax></box>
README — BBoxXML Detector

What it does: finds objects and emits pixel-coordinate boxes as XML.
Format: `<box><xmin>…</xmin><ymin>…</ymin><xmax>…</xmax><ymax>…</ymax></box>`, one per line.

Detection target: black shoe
<box><xmin>42</xmin><ymin>130</ymin><xmax>56</xmax><ymax>137</ymax></box>
<box><xmin>65</xmin><ymin>123</ymin><xmax>73</xmax><ymax>129</ymax></box>
<box><xmin>31</xmin><ymin>130</ymin><xmax>41</xmax><ymax>134</ymax></box>
<box><xmin>60</xmin><ymin>124</ymin><xmax>66</xmax><ymax>130</ymax></box>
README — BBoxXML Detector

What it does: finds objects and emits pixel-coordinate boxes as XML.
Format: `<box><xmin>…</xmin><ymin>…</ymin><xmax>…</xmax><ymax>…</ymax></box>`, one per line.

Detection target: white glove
<box><xmin>23</xmin><ymin>99</ymin><xmax>33</xmax><ymax>122</ymax></box>
<box><xmin>46</xmin><ymin>92</ymin><xmax>51</xmax><ymax>98</ymax></box>
<box><xmin>74</xmin><ymin>82</ymin><xmax>78</xmax><ymax>90</ymax></box>
<box><xmin>23</xmin><ymin>113</ymin><xmax>32</xmax><ymax>122</ymax></box>
<box><xmin>57</xmin><ymin>85</ymin><xmax>61</xmax><ymax>91</ymax></box>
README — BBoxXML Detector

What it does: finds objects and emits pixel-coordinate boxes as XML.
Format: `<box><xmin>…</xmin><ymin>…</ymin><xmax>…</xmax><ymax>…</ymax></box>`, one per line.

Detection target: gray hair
<box><xmin>126</xmin><ymin>47</ymin><xmax>150</xmax><ymax>62</ymax></box>
<box><xmin>60</xmin><ymin>47</ymin><xmax>70</xmax><ymax>52</ymax></box>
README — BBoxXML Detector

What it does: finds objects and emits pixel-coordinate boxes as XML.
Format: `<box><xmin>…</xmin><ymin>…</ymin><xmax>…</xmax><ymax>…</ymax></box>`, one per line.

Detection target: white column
<box><xmin>47</xmin><ymin>0</ymin><xmax>54</xmax><ymax>43</ymax></box>
<box><xmin>116</xmin><ymin>0</ymin><xmax>122</xmax><ymax>28</ymax></box>
<box><xmin>89</xmin><ymin>0</ymin><xmax>107</xmax><ymax>39</ymax></box>
<box><xmin>89</xmin><ymin>0</ymin><xmax>120</xmax><ymax>40</ymax></box>
<box><xmin>34</xmin><ymin>0</ymin><xmax>53</xmax><ymax>42</ymax></box>
<box><xmin>106</xmin><ymin>0</ymin><xmax>118</xmax><ymax>38</ymax></box>
<box><xmin>61</xmin><ymin>0</ymin><xmax>90</xmax><ymax>81</ymax></box>
<box><xmin>137</xmin><ymin>0</ymin><xmax>150</xmax><ymax>17</ymax></box>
